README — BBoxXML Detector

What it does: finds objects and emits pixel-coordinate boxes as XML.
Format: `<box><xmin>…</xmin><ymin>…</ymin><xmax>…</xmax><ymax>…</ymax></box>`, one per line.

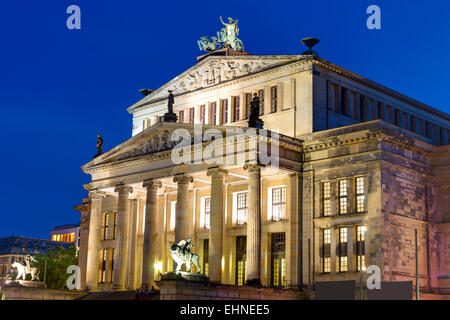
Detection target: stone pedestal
<box><xmin>163</xmin><ymin>112</ymin><xmax>178</xmax><ymax>123</ymax></box>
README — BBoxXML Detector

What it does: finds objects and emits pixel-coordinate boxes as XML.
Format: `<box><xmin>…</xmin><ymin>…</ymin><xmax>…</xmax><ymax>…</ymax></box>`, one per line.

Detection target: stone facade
<box><xmin>76</xmin><ymin>50</ymin><xmax>450</xmax><ymax>298</ymax></box>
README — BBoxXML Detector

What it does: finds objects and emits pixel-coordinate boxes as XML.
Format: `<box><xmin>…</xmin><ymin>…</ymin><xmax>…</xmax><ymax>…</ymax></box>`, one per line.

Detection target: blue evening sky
<box><xmin>0</xmin><ymin>0</ymin><xmax>448</xmax><ymax>238</ymax></box>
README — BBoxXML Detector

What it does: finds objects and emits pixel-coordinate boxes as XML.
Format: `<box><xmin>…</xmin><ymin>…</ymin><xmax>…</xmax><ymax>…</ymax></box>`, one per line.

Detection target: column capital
<box><xmin>114</xmin><ymin>184</ymin><xmax>133</xmax><ymax>194</ymax></box>
<box><xmin>89</xmin><ymin>190</ymin><xmax>106</xmax><ymax>199</ymax></box>
<box><xmin>243</xmin><ymin>163</ymin><xmax>265</xmax><ymax>172</ymax></box>
<box><xmin>142</xmin><ymin>179</ymin><xmax>162</xmax><ymax>189</ymax></box>
<box><xmin>206</xmin><ymin>167</ymin><xmax>228</xmax><ymax>178</ymax></box>
<box><xmin>173</xmin><ymin>174</ymin><xmax>194</xmax><ymax>184</ymax></box>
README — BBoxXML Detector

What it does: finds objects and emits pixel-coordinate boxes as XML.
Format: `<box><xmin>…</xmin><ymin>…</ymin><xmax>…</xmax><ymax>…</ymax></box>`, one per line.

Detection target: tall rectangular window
<box><xmin>112</xmin><ymin>213</ymin><xmax>117</xmax><ymax>240</ymax></box>
<box><xmin>233</xmin><ymin>96</ymin><xmax>240</xmax><ymax>122</ymax></box>
<box><xmin>102</xmin><ymin>213</ymin><xmax>110</xmax><ymax>240</ymax></box>
<box><xmin>189</xmin><ymin>107</ymin><xmax>195</xmax><ymax>124</ymax></box>
<box><xmin>339</xmin><ymin>227</ymin><xmax>348</xmax><ymax>272</ymax></box>
<box><xmin>339</xmin><ymin>180</ymin><xmax>348</xmax><ymax>215</ymax></box>
<box><xmin>322</xmin><ymin>182</ymin><xmax>331</xmax><ymax>217</ymax></box>
<box><xmin>322</xmin><ymin>229</ymin><xmax>331</xmax><ymax>273</ymax></box>
<box><xmin>109</xmin><ymin>248</ymin><xmax>115</xmax><ymax>283</ymax></box>
<box><xmin>271</xmin><ymin>187</ymin><xmax>286</xmax><ymax>221</ymax></box>
<box><xmin>271</xmin><ymin>233</ymin><xmax>286</xmax><ymax>288</ymax></box>
<box><xmin>356</xmin><ymin>177</ymin><xmax>365</xmax><ymax>213</ymax></box>
<box><xmin>258</xmin><ymin>89</ymin><xmax>264</xmax><ymax>115</ymax></box>
<box><xmin>237</xmin><ymin>192</ymin><xmax>248</xmax><ymax>225</ymax></box>
<box><xmin>200</xmin><ymin>105</ymin><xmax>205</xmax><ymax>124</ymax></box>
<box><xmin>245</xmin><ymin>93</ymin><xmax>252</xmax><ymax>119</ymax></box>
<box><xmin>99</xmin><ymin>249</ymin><xmax>107</xmax><ymax>283</ymax></box>
<box><xmin>210</xmin><ymin>102</ymin><xmax>217</xmax><ymax>125</ymax></box>
<box><xmin>203</xmin><ymin>239</ymin><xmax>209</xmax><ymax>277</ymax></box>
<box><xmin>221</xmin><ymin>99</ymin><xmax>228</xmax><ymax>124</ymax></box>
<box><xmin>179</xmin><ymin>110</ymin><xmax>184</xmax><ymax>123</ymax></box>
<box><xmin>204</xmin><ymin>197</ymin><xmax>210</xmax><ymax>229</ymax></box>
<box><xmin>170</xmin><ymin>201</ymin><xmax>176</xmax><ymax>231</ymax></box>
<box><xmin>356</xmin><ymin>226</ymin><xmax>366</xmax><ymax>271</ymax></box>
<box><xmin>270</xmin><ymin>86</ymin><xmax>277</xmax><ymax>113</ymax></box>
<box><xmin>235</xmin><ymin>236</ymin><xmax>246</xmax><ymax>286</ymax></box>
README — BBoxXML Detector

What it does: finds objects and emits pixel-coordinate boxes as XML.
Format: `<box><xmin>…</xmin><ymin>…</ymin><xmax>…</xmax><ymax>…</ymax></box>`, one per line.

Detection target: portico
<box><xmin>80</xmin><ymin>122</ymin><xmax>303</xmax><ymax>291</ymax></box>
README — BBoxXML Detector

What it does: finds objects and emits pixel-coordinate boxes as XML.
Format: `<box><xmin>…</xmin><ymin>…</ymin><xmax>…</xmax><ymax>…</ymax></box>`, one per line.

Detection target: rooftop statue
<box><xmin>93</xmin><ymin>134</ymin><xmax>103</xmax><ymax>158</ymax></box>
<box><xmin>197</xmin><ymin>16</ymin><xmax>244</xmax><ymax>52</ymax></box>
<box><xmin>170</xmin><ymin>238</ymin><xmax>201</xmax><ymax>273</ymax></box>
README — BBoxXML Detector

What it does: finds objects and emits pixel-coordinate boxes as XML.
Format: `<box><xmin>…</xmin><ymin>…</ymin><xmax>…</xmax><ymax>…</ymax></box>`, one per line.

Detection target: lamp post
<box><xmin>359</xmin><ymin>226</ymin><xmax>367</xmax><ymax>300</ymax></box>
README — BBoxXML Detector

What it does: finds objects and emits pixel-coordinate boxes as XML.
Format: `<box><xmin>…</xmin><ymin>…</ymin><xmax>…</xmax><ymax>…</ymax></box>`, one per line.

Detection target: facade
<box><xmin>50</xmin><ymin>224</ymin><xmax>80</xmax><ymax>250</ymax></box>
<box><xmin>0</xmin><ymin>236</ymin><xmax>73</xmax><ymax>282</ymax></box>
<box><xmin>76</xmin><ymin>49</ymin><xmax>450</xmax><ymax>296</ymax></box>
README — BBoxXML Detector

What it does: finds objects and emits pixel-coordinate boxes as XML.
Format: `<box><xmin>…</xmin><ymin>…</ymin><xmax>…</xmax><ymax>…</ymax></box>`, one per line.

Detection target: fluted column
<box><xmin>207</xmin><ymin>167</ymin><xmax>228</xmax><ymax>283</ymax></box>
<box><xmin>142</xmin><ymin>179</ymin><xmax>162</xmax><ymax>287</ymax></box>
<box><xmin>173</xmin><ymin>174</ymin><xmax>194</xmax><ymax>244</ymax></box>
<box><xmin>85</xmin><ymin>191</ymin><xmax>104</xmax><ymax>291</ymax></box>
<box><xmin>244</xmin><ymin>164</ymin><xmax>263</xmax><ymax>285</ymax></box>
<box><xmin>113</xmin><ymin>184</ymin><xmax>133</xmax><ymax>290</ymax></box>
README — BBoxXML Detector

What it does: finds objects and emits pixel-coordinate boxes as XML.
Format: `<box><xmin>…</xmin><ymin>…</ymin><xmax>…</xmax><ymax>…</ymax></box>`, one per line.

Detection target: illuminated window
<box><xmin>270</xmin><ymin>86</ymin><xmax>277</xmax><ymax>113</ymax></box>
<box><xmin>321</xmin><ymin>229</ymin><xmax>331</xmax><ymax>273</ymax></box>
<box><xmin>322</xmin><ymin>182</ymin><xmax>331</xmax><ymax>217</ymax></box>
<box><xmin>356</xmin><ymin>177</ymin><xmax>365</xmax><ymax>213</ymax></box>
<box><xmin>271</xmin><ymin>233</ymin><xmax>286</xmax><ymax>287</ymax></box>
<box><xmin>339</xmin><ymin>180</ymin><xmax>348</xmax><ymax>215</ymax></box>
<box><xmin>235</xmin><ymin>236</ymin><xmax>246</xmax><ymax>285</ymax></box>
<box><xmin>203</xmin><ymin>239</ymin><xmax>209</xmax><ymax>277</ymax></box>
<box><xmin>221</xmin><ymin>99</ymin><xmax>228</xmax><ymax>124</ymax></box>
<box><xmin>170</xmin><ymin>201</ymin><xmax>176</xmax><ymax>231</ymax></box>
<box><xmin>236</xmin><ymin>192</ymin><xmax>248</xmax><ymax>225</ymax></box>
<box><xmin>357</xmin><ymin>226</ymin><xmax>366</xmax><ymax>271</ymax></box>
<box><xmin>99</xmin><ymin>249</ymin><xmax>107</xmax><ymax>283</ymax></box>
<box><xmin>203</xmin><ymin>197</ymin><xmax>210</xmax><ymax>229</ymax></box>
<box><xmin>272</xmin><ymin>187</ymin><xmax>286</xmax><ymax>221</ymax></box>
<box><xmin>233</xmin><ymin>96</ymin><xmax>240</xmax><ymax>122</ymax></box>
<box><xmin>258</xmin><ymin>89</ymin><xmax>264</xmax><ymax>115</ymax></box>
<box><xmin>103</xmin><ymin>213</ymin><xmax>110</xmax><ymax>240</ymax></box>
<box><xmin>52</xmin><ymin>235</ymin><xmax>56</xmax><ymax>241</ymax></box>
<box><xmin>210</xmin><ymin>102</ymin><xmax>217</xmax><ymax>125</ymax></box>
<box><xmin>112</xmin><ymin>213</ymin><xmax>117</xmax><ymax>240</ymax></box>
<box><xmin>189</xmin><ymin>107</ymin><xmax>195</xmax><ymax>124</ymax></box>
<box><xmin>339</xmin><ymin>227</ymin><xmax>348</xmax><ymax>272</ymax></box>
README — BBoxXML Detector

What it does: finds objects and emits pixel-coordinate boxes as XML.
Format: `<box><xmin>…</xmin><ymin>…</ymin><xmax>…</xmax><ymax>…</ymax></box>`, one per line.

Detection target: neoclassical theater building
<box><xmin>75</xmin><ymin>45</ymin><xmax>450</xmax><ymax>295</ymax></box>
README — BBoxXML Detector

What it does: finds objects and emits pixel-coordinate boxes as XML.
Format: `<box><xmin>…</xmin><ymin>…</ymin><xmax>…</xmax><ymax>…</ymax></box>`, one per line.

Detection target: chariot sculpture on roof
<box><xmin>197</xmin><ymin>16</ymin><xmax>244</xmax><ymax>52</ymax></box>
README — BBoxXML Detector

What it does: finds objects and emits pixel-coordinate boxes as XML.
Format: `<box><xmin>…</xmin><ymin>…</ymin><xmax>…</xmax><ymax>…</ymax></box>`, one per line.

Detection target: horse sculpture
<box><xmin>169</xmin><ymin>238</ymin><xmax>201</xmax><ymax>273</ymax></box>
<box><xmin>12</xmin><ymin>261</ymin><xmax>40</xmax><ymax>281</ymax></box>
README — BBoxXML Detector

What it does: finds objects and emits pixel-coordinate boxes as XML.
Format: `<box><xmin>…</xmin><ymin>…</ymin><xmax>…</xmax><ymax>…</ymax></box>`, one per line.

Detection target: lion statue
<box><xmin>170</xmin><ymin>238</ymin><xmax>201</xmax><ymax>273</ymax></box>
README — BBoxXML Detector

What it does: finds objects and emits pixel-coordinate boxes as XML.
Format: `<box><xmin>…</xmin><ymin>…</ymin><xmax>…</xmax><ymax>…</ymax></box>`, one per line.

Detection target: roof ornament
<box><xmin>197</xmin><ymin>16</ymin><xmax>244</xmax><ymax>52</ymax></box>
<box><xmin>301</xmin><ymin>37</ymin><xmax>320</xmax><ymax>56</ymax></box>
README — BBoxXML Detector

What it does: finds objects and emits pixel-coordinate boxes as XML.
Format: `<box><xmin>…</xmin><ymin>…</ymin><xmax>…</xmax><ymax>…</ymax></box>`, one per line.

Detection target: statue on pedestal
<box><xmin>163</xmin><ymin>90</ymin><xmax>178</xmax><ymax>123</ymax></box>
<box><xmin>248</xmin><ymin>93</ymin><xmax>264</xmax><ymax>129</ymax></box>
<box><xmin>12</xmin><ymin>255</ymin><xmax>40</xmax><ymax>281</ymax></box>
<box><xmin>94</xmin><ymin>134</ymin><xmax>103</xmax><ymax>158</ymax></box>
<box><xmin>169</xmin><ymin>238</ymin><xmax>201</xmax><ymax>273</ymax></box>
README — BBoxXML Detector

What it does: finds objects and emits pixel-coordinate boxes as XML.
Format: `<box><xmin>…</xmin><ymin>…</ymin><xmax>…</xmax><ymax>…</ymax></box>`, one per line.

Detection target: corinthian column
<box><xmin>142</xmin><ymin>179</ymin><xmax>162</xmax><ymax>288</ymax></box>
<box><xmin>244</xmin><ymin>163</ymin><xmax>263</xmax><ymax>285</ymax></box>
<box><xmin>173</xmin><ymin>174</ymin><xmax>193</xmax><ymax>244</ymax></box>
<box><xmin>206</xmin><ymin>167</ymin><xmax>228</xmax><ymax>283</ymax></box>
<box><xmin>85</xmin><ymin>191</ymin><xmax>104</xmax><ymax>291</ymax></box>
<box><xmin>113</xmin><ymin>184</ymin><xmax>133</xmax><ymax>291</ymax></box>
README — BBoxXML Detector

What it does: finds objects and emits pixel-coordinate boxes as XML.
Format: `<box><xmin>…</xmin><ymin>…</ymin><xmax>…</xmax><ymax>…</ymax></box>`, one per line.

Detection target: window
<box><xmin>109</xmin><ymin>248</ymin><xmax>115</xmax><ymax>283</ymax></box>
<box><xmin>112</xmin><ymin>213</ymin><xmax>117</xmax><ymax>240</ymax></box>
<box><xmin>339</xmin><ymin>227</ymin><xmax>348</xmax><ymax>272</ymax></box>
<box><xmin>356</xmin><ymin>226</ymin><xmax>366</xmax><ymax>271</ymax></box>
<box><xmin>202</xmin><ymin>197</ymin><xmax>211</xmax><ymax>229</ymax></box>
<box><xmin>200</xmin><ymin>105</ymin><xmax>205</xmax><ymax>124</ymax></box>
<box><xmin>221</xmin><ymin>99</ymin><xmax>228</xmax><ymax>124</ymax></box>
<box><xmin>210</xmin><ymin>102</ymin><xmax>217</xmax><ymax>125</ymax></box>
<box><xmin>203</xmin><ymin>239</ymin><xmax>209</xmax><ymax>277</ymax></box>
<box><xmin>237</xmin><ymin>192</ymin><xmax>248</xmax><ymax>225</ymax></box>
<box><xmin>417</xmin><ymin>118</ymin><xmax>424</xmax><ymax>136</ymax></box>
<box><xmin>322</xmin><ymin>182</ymin><xmax>331</xmax><ymax>217</ymax></box>
<box><xmin>272</xmin><ymin>187</ymin><xmax>286</xmax><ymax>221</ymax></box>
<box><xmin>339</xmin><ymin>180</ymin><xmax>348</xmax><ymax>215</ymax></box>
<box><xmin>189</xmin><ymin>107</ymin><xmax>195</xmax><ymax>124</ymax></box>
<box><xmin>103</xmin><ymin>213</ymin><xmax>110</xmax><ymax>240</ymax></box>
<box><xmin>245</xmin><ymin>93</ymin><xmax>252</xmax><ymax>119</ymax></box>
<box><xmin>170</xmin><ymin>201</ymin><xmax>176</xmax><ymax>231</ymax></box>
<box><xmin>356</xmin><ymin>177</ymin><xmax>365</xmax><ymax>213</ymax></box>
<box><xmin>271</xmin><ymin>233</ymin><xmax>286</xmax><ymax>287</ymax></box>
<box><xmin>359</xmin><ymin>95</ymin><xmax>366</xmax><ymax>121</ymax></box>
<box><xmin>235</xmin><ymin>236</ymin><xmax>246</xmax><ymax>286</ymax></box>
<box><xmin>321</xmin><ymin>229</ymin><xmax>331</xmax><ymax>273</ymax></box>
<box><xmin>179</xmin><ymin>110</ymin><xmax>184</xmax><ymax>123</ymax></box>
<box><xmin>99</xmin><ymin>249</ymin><xmax>107</xmax><ymax>283</ymax></box>
<box><xmin>233</xmin><ymin>96</ymin><xmax>240</xmax><ymax>122</ymax></box>
<box><xmin>270</xmin><ymin>86</ymin><xmax>277</xmax><ymax>113</ymax></box>
<box><xmin>258</xmin><ymin>89</ymin><xmax>264</xmax><ymax>115</ymax></box>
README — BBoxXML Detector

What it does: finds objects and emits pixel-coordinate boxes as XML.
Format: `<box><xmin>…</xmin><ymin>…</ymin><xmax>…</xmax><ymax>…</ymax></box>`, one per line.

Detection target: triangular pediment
<box><xmin>128</xmin><ymin>55</ymin><xmax>305</xmax><ymax>111</ymax></box>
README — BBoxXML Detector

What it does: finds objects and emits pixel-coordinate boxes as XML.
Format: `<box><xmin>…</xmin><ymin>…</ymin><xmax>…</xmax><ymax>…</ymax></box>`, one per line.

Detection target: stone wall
<box><xmin>3</xmin><ymin>287</ymin><xmax>87</xmax><ymax>300</ymax></box>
